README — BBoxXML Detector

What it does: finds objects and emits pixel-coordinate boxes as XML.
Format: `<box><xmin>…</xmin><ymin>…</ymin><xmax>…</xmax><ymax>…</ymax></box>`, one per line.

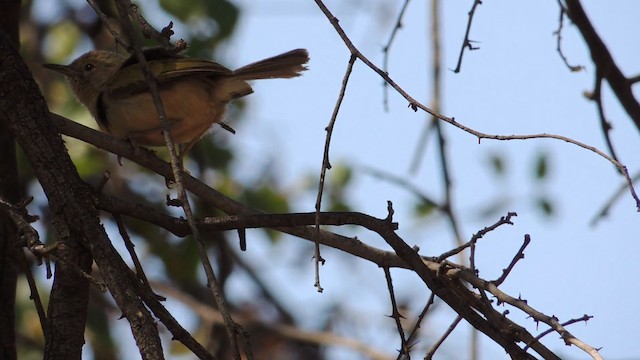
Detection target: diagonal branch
<box><xmin>564</xmin><ymin>0</ymin><xmax>640</xmax><ymax>133</ymax></box>
<box><xmin>1</xmin><ymin>29</ymin><xmax>163</xmax><ymax>360</ymax></box>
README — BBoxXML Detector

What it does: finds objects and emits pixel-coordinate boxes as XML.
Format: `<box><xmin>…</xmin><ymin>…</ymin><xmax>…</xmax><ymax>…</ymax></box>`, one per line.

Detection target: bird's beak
<box><xmin>42</xmin><ymin>63</ymin><xmax>77</xmax><ymax>77</ymax></box>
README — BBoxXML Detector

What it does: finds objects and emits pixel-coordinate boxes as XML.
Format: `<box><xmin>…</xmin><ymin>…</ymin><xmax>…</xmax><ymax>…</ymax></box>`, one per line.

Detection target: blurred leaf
<box><xmin>487</xmin><ymin>153</ymin><xmax>505</xmax><ymax>176</ymax></box>
<box><xmin>244</xmin><ymin>185</ymin><xmax>290</xmax><ymax>214</ymax></box>
<box><xmin>536</xmin><ymin>196</ymin><xmax>554</xmax><ymax>217</ymax></box>
<box><xmin>45</xmin><ymin>21</ymin><xmax>82</xmax><ymax>59</ymax></box>
<box><xmin>330</xmin><ymin>164</ymin><xmax>353</xmax><ymax>187</ymax></box>
<box><xmin>534</xmin><ymin>152</ymin><xmax>549</xmax><ymax>181</ymax></box>
<box><xmin>328</xmin><ymin>201</ymin><xmax>351</xmax><ymax>213</ymax></box>
<box><xmin>414</xmin><ymin>200</ymin><xmax>437</xmax><ymax>218</ymax></box>
<box><xmin>204</xmin><ymin>0</ymin><xmax>239</xmax><ymax>43</ymax></box>
<box><xmin>159</xmin><ymin>0</ymin><xmax>238</xmax><ymax>46</ymax></box>
<box><xmin>191</xmin><ymin>135</ymin><xmax>234</xmax><ymax>170</ymax></box>
<box><xmin>159</xmin><ymin>0</ymin><xmax>205</xmax><ymax>21</ymax></box>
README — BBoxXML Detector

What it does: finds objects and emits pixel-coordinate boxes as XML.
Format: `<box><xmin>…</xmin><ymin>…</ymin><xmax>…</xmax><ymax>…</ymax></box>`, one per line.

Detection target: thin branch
<box><xmin>402</xmin><ymin>292</ymin><xmax>436</xmax><ymax>360</ymax></box>
<box><xmin>113</xmin><ymin>215</ymin><xmax>162</xmax><ymax>300</ymax></box>
<box><xmin>453</xmin><ymin>0</ymin><xmax>482</xmax><ymax>73</ymax></box>
<box><xmin>383</xmin><ymin>267</ymin><xmax>409</xmax><ymax>356</ymax></box>
<box><xmin>382</xmin><ymin>0</ymin><xmax>411</xmax><ymax>111</ymax></box>
<box><xmin>437</xmin><ymin>212</ymin><xmax>517</xmax><ymax>262</ymax></box>
<box><xmin>85</xmin><ymin>0</ymin><xmax>130</xmax><ymax>49</ymax></box>
<box><xmin>525</xmin><ymin>314</ymin><xmax>593</xmax><ymax>351</ymax></box>
<box><xmin>591</xmin><ymin>70</ymin><xmax>621</xmax><ymax>165</ymax></box>
<box><xmin>553</xmin><ymin>2</ymin><xmax>585</xmax><ymax>72</ymax></box>
<box><xmin>112</xmin><ymin>2</ymin><xmax>247</xmax><ymax>358</ymax></box>
<box><xmin>590</xmin><ymin>171</ymin><xmax>640</xmax><ymax>225</ymax></box>
<box><xmin>628</xmin><ymin>74</ymin><xmax>640</xmax><ymax>84</ymax></box>
<box><xmin>17</xmin><ymin>251</ymin><xmax>48</xmax><ymax>339</ymax></box>
<box><xmin>424</xmin><ymin>315</ymin><xmax>462</xmax><ymax>359</ymax></box>
<box><xmin>314</xmin><ymin>54</ymin><xmax>357</xmax><ymax>292</ymax></box>
<box><xmin>491</xmin><ymin>234</ymin><xmax>530</xmax><ymax>286</ymax></box>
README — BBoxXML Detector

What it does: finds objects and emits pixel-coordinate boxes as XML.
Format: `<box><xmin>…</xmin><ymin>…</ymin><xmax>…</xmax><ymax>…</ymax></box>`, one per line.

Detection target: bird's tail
<box><xmin>232</xmin><ymin>49</ymin><xmax>309</xmax><ymax>80</ymax></box>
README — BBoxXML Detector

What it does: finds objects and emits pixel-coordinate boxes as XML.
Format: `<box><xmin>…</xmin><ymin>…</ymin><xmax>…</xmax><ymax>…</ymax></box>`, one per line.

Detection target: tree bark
<box><xmin>0</xmin><ymin>1</ymin><xmax>22</xmax><ymax>359</ymax></box>
<box><xmin>0</xmin><ymin>27</ymin><xmax>164</xmax><ymax>360</ymax></box>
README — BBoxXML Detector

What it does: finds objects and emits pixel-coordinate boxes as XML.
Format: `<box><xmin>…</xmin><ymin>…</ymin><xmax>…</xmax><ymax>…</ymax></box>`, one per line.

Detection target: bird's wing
<box><xmin>107</xmin><ymin>58</ymin><xmax>233</xmax><ymax>97</ymax></box>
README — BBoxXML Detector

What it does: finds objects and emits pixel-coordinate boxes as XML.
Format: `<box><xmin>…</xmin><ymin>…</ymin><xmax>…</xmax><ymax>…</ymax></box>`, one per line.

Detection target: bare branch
<box><xmin>492</xmin><ymin>234</ymin><xmax>531</xmax><ymax>286</ymax></box>
<box><xmin>437</xmin><ymin>212</ymin><xmax>517</xmax><ymax>261</ymax></box>
<box><xmin>383</xmin><ymin>268</ymin><xmax>409</xmax><ymax>356</ymax></box>
<box><xmin>453</xmin><ymin>0</ymin><xmax>483</xmax><ymax>73</ymax></box>
<box><xmin>314</xmin><ymin>54</ymin><xmax>357</xmax><ymax>292</ymax></box>
<box><xmin>564</xmin><ymin>0</ymin><xmax>640</xmax><ymax>133</ymax></box>
<box><xmin>382</xmin><ymin>0</ymin><xmax>411</xmax><ymax>111</ymax></box>
<box><xmin>424</xmin><ymin>315</ymin><xmax>462</xmax><ymax>359</ymax></box>
<box><xmin>553</xmin><ymin>2</ymin><xmax>585</xmax><ymax>72</ymax></box>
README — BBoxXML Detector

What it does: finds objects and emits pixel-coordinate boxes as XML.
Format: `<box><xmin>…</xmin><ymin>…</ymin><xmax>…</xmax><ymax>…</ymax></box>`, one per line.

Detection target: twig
<box><xmin>17</xmin><ymin>250</ymin><xmax>48</xmax><ymax>339</ymax></box>
<box><xmin>314</xmin><ymin>54</ymin><xmax>357</xmax><ymax>292</ymax></box>
<box><xmin>85</xmin><ymin>0</ymin><xmax>130</xmax><ymax>49</ymax></box>
<box><xmin>553</xmin><ymin>1</ymin><xmax>585</xmax><ymax>72</ymax></box>
<box><xmin>590</xmin><ymin>171</ymin><xmax>640</xmax><ymax>225</ymax></box>
<box><xmin>313</xmin><ymin>0</ymin><xmax>640</xmax><ymax>212</ymax></box>
<box><xmin>525</xmin><ymin>314</ymin><xmax>593</xmax><ymax>351</ymax></box>
<box><xmin>453</xmin><ymin>0</ymin><xmax>482</xmax><ymax>73</ymax></box>
<box><xmin>382</xmin><ymin>0</ymin><xmax>411</xmax><ymax>111</ymax></box>
<box><xmin>383</xmin><ymin>267</ymin><xmax>409</xmax><ymax>356</ymax></box>
<box><xmin>437</xmin><ymin>212</ymin><xmax>517</xmax><ymax>261</ymax></box>
<box><xmin>113</xmin><ymin>215</ymin><xmax>164</xmax><ymax>300</ymax></box>
<box><xmin>424</xmin><ymin>315</ymin><xmax>462</xmax><ymax>359</ymax></box>
<box><xmin>409</xmin><ymin>0</ymin><xmax>439</xmax><ymax>175</ymax></box>
<box><xmin>401</xmin><ymin>292</ymin><xmax>436</xmax><ymax>360</ymax></box>
<box><xmin>591</xmin><ymin>70</ymin><xmax>620</xmax><ymax>165</ymax></box>
<box><xmin>491</xmin><ymin>234</ymin><xmax>530</xmax><ymax>286</ymax></box>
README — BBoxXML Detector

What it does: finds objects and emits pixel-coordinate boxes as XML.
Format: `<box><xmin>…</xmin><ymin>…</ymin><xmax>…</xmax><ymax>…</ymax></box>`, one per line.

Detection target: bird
<box><xmin>44</xmin><ymin>47</ymin><xmax>309</xmax><ymax>156</ymax></box>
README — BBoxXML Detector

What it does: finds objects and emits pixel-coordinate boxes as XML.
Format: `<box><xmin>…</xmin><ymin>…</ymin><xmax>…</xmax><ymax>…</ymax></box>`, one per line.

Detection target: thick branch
<box><xmin>0</xmin><ymin>31</ymin><xmax>163</xmax><ymax>359</ymax></box>
<box><xmin>564</xmin><ymin>0</ymin><xmax>640</xmax><ymax>133</ymax></box>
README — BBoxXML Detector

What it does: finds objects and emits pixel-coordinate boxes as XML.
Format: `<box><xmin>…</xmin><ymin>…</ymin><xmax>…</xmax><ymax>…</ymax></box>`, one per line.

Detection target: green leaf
<box><xmin>536</xmin><ymin>196</ymin><xmax>554</xmax><ymax>217</ymax></box>
<box><xmin>487</xmin><ymin>153</ymin><xmax>505</xmax><ymax>176</ymax></box>
<box><xmin>244</xmin><ymin>186</ymin><xmax>290</xmax><ymax>214</ymax></box>
<box><xmin>414</xmin><ymin>200</ymin><xmax>437</xmax><ymax>218</ymax></box>
<box><xmin>534</xmin><ymin>152</ymin><xmax>549</xmax><ymax>180</ymax></box>
<box><xmin>330</xmin><ymin>164</ymin><xmax>353</xmax><ymax>187</ymax></box>
<box><xmin>159</xmin><ymin>0</ymin><xmax>205</xmax><ymax>21</ymax></box>
<box><xmin>204</xmin><ymin>0</ymin><xmax>239</xmax><ymax>43</ymax></box>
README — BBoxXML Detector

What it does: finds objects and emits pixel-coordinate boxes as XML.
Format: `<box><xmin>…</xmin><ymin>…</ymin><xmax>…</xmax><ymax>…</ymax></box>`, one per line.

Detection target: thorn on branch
<box><xmin>96</xmin><ymin>171</ymin><xmax>111</xmax><ymax>193</ymax></box>
<box><xmin>165</xmin><ymin>195</ymin><xmax>181</xmax><ymax>208</ymax></box>
<box><xmin>160</xmin><ymin>21</ymin><xmax>175</xmax><ymax>40</ymax></box>
<box><xmin>238</xmin><ymin>228</ymin><xmax>247</xmax><ymax>251</ymax></box>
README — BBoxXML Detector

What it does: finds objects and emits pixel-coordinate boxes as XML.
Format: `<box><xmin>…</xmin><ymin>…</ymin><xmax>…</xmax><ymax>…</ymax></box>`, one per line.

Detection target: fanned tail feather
<box><xmin>232</xmin><ymin>49</ymin><xmax>309</xmax><ymax>80</ymax></box>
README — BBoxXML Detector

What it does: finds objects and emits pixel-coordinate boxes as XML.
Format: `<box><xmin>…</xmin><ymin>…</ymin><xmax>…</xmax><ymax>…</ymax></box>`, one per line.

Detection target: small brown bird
<box><xmin>44</xmin><ymin>47</ymin><xmax>309</xmax><ymax>155</ymax></box>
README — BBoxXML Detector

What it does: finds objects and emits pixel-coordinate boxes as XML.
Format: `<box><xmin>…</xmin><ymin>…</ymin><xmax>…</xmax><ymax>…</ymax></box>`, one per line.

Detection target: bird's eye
<box><xmin>84</xmin><ymin>63</ymin><xmax>94</xmax><ymax>72</ymax></box>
